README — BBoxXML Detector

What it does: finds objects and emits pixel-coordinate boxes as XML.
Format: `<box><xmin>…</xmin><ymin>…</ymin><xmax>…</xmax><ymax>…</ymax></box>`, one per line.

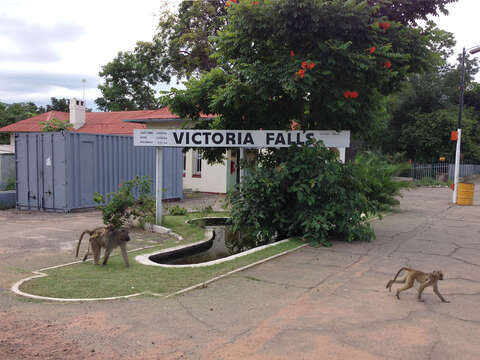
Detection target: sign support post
<box><xmin>239</xmin><ymin>148</ymin><xmax>245</xmax><ymax>181</ymax></box>
<box><xmin>155</xmin><ymin>147</ymin><xmax>163</xmax><ymax>225</ymax></box>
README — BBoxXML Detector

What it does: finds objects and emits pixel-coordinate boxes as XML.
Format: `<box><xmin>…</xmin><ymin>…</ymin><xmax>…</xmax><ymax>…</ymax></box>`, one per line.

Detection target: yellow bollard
<box><xmin>457</xmin><ymin>183</ymin><xmax>475</xmax><ymax>205</ymax></box>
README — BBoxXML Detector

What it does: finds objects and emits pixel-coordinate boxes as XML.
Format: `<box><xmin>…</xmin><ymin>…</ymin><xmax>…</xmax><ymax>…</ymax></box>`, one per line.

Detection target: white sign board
<box><xmin>134</xmin><ymin>129</ymin><xmax>350</xmax><ymax>148</ymax></box>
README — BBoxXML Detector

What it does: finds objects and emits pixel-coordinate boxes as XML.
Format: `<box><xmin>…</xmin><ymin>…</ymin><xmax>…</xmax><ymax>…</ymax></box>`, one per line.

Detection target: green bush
<box><xmin>353</xmin><ymin>152</ymin><xmax>409</xmax><ymax>212</ymax></box>
<box><xmin>39</xmin><ymin>117</ymin><xmax>73</xmax><ymax>132</ymax></box>
<box><xmin>93</xmin><ymin>176</ymin><xmax>156</xmax><ymax>228</ymax></box>
<box><xmin>227</xmin><ymin>143</ymin><xmax>407</xmax><ymax>248</ymax></box>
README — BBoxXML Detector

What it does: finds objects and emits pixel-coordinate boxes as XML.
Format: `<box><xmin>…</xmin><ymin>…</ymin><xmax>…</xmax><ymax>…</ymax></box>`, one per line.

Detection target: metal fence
<box><xmin>15</xmin><ymin>132</ymin><xmax>183</xmax><ymax>212</ymax></box>
<box><xmin>410</xmin><ymin>163</ymin><xmax>480</xmax><ymax>181</ymax></box>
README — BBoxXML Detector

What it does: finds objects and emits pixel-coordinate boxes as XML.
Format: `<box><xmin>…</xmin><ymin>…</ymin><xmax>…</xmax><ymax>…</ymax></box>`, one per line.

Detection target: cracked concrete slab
<box><xmin>2</xmin><ymin>187</ymin><xmax>480</xmax><ymax>359</ymax></box>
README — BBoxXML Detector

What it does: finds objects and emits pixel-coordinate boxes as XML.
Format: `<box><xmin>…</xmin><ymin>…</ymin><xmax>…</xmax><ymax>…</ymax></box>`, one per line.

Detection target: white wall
<box><xmin>145</xmin><ymin>121</ymin><xmax>230</xmax><ymax>194</ymax></box>
<box><xmin>183</xmin><ymin>149</ymin><xmax>228</xmax><ymax>193</ymax></box>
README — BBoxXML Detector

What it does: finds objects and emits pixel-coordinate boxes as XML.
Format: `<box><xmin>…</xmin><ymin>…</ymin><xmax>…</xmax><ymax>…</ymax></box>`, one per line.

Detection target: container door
<box><xmin>27</xmin><ymin>135</ymin><xmax>41</xmax><ymax>209</ymax></box>
<box><xmin>79</xmin><ymin>136</ymin><xmax>95</xmax><ymax>207</ymax></box>
<box><xmin>41</xmin><ymin>134</ymin><xmax>55</xmax><ymax>209</ymax></box>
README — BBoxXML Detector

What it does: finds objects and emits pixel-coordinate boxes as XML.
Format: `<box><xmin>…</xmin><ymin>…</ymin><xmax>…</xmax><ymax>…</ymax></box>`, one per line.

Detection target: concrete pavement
<box><xmin>0</xmin><ymin>185</ymin><xmax>480</xmax><ymax>359</ymax></box>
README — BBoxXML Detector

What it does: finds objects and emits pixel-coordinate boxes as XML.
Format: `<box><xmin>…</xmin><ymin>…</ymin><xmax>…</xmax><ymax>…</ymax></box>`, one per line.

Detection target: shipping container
<box><xmin>15</xmin><ymin>132</ymin><xmax>182</xmax><ymax>211</ymax></box>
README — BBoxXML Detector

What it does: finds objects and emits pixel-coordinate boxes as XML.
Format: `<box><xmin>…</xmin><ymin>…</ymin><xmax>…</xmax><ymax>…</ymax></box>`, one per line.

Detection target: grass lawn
<box><xmin>20</xmin><ymin>212</ymin><xmax>304</xmax><ymax>299</ymax></box>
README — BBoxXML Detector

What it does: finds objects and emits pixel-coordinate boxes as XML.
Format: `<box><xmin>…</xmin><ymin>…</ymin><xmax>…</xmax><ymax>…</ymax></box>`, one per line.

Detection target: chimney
<box><xmin>69</xmin><ymin>98</ymin><xmax>86</xmax><ymax>130</ymax></box>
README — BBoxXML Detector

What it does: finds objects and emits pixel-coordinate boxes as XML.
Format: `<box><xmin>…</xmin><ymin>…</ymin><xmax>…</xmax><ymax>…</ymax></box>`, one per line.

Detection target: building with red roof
<box><xmin>0</xmin><ymin>98</ymin><xmax>215</xmax><ymax>141</ymax></box>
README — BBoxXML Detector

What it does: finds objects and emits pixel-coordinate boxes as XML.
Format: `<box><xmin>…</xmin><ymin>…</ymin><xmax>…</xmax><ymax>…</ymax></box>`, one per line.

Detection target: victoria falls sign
<box><xmin>134</xmin><ymin>129</ymin><xmax>350</xmax><ymax>148</ymax></box>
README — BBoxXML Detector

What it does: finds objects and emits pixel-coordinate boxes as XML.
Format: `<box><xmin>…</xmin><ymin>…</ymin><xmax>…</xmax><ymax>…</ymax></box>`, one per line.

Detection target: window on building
<box><xmin>192</xmin><ymin>150</ymin><xmax>202</xmax><ymax>177</ymax></box>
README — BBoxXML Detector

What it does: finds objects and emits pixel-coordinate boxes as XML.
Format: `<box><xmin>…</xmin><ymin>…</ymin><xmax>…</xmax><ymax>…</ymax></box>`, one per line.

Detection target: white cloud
<box><xmin>0</xmin><ymin>0</ymin><xmax>165</xmax><ymax>106</ymax></box>
<box><xmin>0</xmin><ymin>0</ymin><xmax>479</xmax><ymax>107</ymax></box>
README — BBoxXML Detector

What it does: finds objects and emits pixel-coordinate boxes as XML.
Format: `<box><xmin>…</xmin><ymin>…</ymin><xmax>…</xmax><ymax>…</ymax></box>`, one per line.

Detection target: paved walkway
<box><xmin>1</xmin><ymin>184</ymin><xmax>480</xmax><ymax>359</ymax></box>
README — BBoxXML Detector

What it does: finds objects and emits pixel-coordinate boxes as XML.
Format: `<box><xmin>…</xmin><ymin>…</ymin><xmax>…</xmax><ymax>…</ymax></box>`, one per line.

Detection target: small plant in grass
<box><xmin>193</xmin><ymin>203</ymin><xmax>215</xmax><ymax>218</ymax></box>
<box><xmin>168</xmin><ymin>204</ymin><xmax>188</xmax><ymax>216</ymax></box>
<box><xmin>93</xmin><ymin>176</ymin><xmax>155</xmax><ymax>228</ymax></box>
<box><xmin>413</xmin><ymin>178</ymin><xmax>451</xmax><ymax>188</ymax></box>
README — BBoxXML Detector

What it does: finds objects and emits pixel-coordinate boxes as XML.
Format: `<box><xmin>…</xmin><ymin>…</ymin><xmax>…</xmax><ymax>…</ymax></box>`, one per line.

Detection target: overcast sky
<box><xmin>0</xmin><ymin>0</ymin><xmax>478</xmax><ymax>111</ymax></box>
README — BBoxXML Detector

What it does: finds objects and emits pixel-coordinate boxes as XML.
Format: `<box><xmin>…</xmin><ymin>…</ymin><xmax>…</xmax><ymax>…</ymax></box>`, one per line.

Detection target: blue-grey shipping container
<box><xmin>15</xmin><ymin>132</ymin><xmax>182</xmax><ymax>211</ymax></box>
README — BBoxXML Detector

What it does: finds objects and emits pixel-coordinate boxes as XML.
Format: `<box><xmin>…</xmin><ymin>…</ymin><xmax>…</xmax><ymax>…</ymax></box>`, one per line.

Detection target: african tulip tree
<box><xmin>166</xmin><ymin>0</ymin><xmax>455</xmax><ymax>143</ymax></box>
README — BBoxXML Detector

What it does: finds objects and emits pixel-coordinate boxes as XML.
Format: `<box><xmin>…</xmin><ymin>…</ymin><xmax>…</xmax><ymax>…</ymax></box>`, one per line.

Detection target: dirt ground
<box><xmin>1</xmin><ymin>188</ymin><xmax>480</xmax><ymax>359</ymax></box>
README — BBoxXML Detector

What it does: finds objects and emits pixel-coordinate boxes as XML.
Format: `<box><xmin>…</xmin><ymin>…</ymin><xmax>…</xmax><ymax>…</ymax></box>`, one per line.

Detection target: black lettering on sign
<box><xmin>266</xmin><ymin>133</ymin><xmax>275</xmax><ymax>145</ymax></box>
<box><xmin>192</xmin><ymin>133</ymin><xmax>201</xmax><ymax>144</ymax></box>
<box><xmin>306</xmin><ymin>133</ymin><xmax>315</xmax><ymax>142</ymax></box>
<box><xmin>243</xmin><ymin>133</ymin><xmax>254</xmax><ymax>145</ymax></box>
<box><xmin>296</xmin><ymin>132</ymin><xmax>305</xmax><ymax>145</ymax></box>
<box><xmin>212</xmin><ymin>133</ymin><xmax>224</xmax><ymax>144</ymax></box>
<box><xmin>287</xmin><ymin>132</ymin><xmax>295</xmax><ymax>145</ymax></box>
<box><xmin>226</xmin><ymin>133</ymin><xmax>235</xmax><ymax>145</ymax></box>
<box><xmin>203</xmin><ymin>132</ymin><xmax>211</xmax><ymax>144</ymax></box>
<box><xmin>173</xmin><ymin>132</ymin><xmax>184</xmax><ymax>144</ymax></box>
<box><xmin>275</xmin><ymin>133</ymin><xmax>286</xmax><ymax>145</ymax></box>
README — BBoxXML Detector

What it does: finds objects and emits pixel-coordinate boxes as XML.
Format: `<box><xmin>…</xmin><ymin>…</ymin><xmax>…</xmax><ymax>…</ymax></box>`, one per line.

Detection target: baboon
<box><xmin>386</xmin><ymin>267</ymin><xmax>449</xmax><ymax>303</ymax></box>
<box><xmin>76</xmin><ymin>227</ymin><xmax>130</xmax><ymax>267</ymax></box>
<box><xmin>101</xmin><ymin>228</ymin><xmax>131</xmax><ymax>267</ymax></box>
<box><xmin>76</xmin><ymin>227</ymin><xmax>108</xmax><ymax>264</ymax></box>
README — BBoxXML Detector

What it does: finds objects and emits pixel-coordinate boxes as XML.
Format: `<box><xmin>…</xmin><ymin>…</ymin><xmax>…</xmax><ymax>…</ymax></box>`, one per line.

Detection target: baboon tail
<box><xmin>393</xmin><ymin>267</ymin><xmax>409</xmax><ymax>282</ymax></box>
<box><xmin>76</xmin><ymin>230</ymin><xmax>91</xmax><ymax>257</ymax></box>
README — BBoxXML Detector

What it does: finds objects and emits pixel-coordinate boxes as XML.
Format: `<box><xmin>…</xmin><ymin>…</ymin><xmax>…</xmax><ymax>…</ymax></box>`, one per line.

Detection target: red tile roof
<box><xmin>0</xmin><ymin>108</ymin><xmax>215</xmax><ymax>135</ymax></box>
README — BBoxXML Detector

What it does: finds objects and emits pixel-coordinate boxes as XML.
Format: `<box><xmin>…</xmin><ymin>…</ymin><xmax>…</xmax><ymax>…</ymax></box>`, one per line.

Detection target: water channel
<box><xmin>149</xmin><ymin>218</ymin><xmax>239</xmax><ymax>265</ymax></box>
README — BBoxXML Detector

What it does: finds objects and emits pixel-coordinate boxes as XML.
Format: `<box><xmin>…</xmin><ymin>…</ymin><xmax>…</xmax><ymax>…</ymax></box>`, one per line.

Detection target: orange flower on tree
<box><xmin>344</xmin><ymin>90</ymin><xmax>359</xmax><ymax>99</ymax></box>
<box><xmin>290</xmin><ymin>120</ymin><xmax>300</xmax><ymax>130</ymax></box>
<box><xmin>253</xmin><ymin>1</ymin><xmax>259</xmax><ymax>4</ymax></box>
<box><xmin>301</xmin><ymin>61</ymin><xmax>308</xmax><ymax>70</ymax></box>
<box><xmin>290</xmin><ymin>50</ymin><xmax>295</xmax><ymax>57</ymax></box>
<box><xmin>307</xmin><ymin>62</ymin><xmax>316</xmax><ymax>69</ymax></box>
<box><xmin>378</xmin><ymin>22</ymin><xmax>390</xmax><ymax>32</ymax></box>
<box><xmin>384</xmin><ymin>60</ymin><xmax>392</xmax><ymax>69</ymax></box>
<box><xmin>369</xmin><ymin>46</ymin><xmax>376</xmax><ymax>54</ymax></box>
<box><xmin>296</xmin><ymin>69</ymin><xmax>305</xmax><ymax>79</ymax></box>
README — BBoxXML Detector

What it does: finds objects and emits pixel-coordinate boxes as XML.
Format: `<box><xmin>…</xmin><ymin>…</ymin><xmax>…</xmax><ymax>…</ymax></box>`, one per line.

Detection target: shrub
<box><xmin>353</xmin><ymin>152</ymin><xmax>409</xmax><ymax>212</ymax></box>
<box><xmin>168</xmin><ymin>204</ymin><xmax>188</xmax><ymax>216</ymax></box>
<box><xmin>39</xmin><ymin>117</ymin><xmax>73</xmax><ymax>132</ymax></box>
<box><xmin>227</xmin><ymin>143</ymin><xmax>407</xmax><ymax>249</ymax></box>
<box><xmin>93</xmin><ymin>176</ymin><xmax>155</xmax><ymax>228</ymax></box>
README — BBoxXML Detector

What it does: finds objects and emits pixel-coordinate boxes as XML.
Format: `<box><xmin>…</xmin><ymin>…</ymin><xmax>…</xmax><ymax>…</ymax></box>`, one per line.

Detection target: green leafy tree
<box><xmin>96</xmin><ymin>0</ymin><xmax>227</xmax><ymax>111</ymax></box>
<box><xmin>45</xmin><ymin>97</ymin><xmax>70</xmax><ymax>112</ymax></box>
<box><xmin>0</xmin><ymin>102</ymin><xmax>41</xmax><ymax>143</ymax></box>
<box><xmin>157</xmin><ymin>0</ymin><xmax>227</xmax><ymax>79</ymax></box>
<box><xmin>166</xmin><ymin>0</ymin><xmax>455</xmax><ymax>162</ymax></box>
<box><xmin>95</xmin><ymin>41</ymin><xmax>169</xmax><ymax>111</ymax></box>
<box><xmin>399</xmin><ymin>108</ymin><xmax>480</xmax><ymax>162</ymax></box>
<box><xmin>383</xmin><ymin>52</ymin><xmax>480</xmax><ymax>161</ymax></box>
<box><xmin>367</xmin><ymin>0</ymin><xmax>456</xmax><ymax>25</ymax></box>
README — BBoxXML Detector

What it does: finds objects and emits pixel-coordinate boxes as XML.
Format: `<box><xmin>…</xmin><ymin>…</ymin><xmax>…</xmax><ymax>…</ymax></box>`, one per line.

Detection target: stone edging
<box><xmin>136</xmin><ymin>235</ymin><xmax>292</xmax><ymax>268</ymax></box>
<box><xmin>10</xmin><ymin>246</ymin><xmax>159</xmax><ymax>302</ymax></box>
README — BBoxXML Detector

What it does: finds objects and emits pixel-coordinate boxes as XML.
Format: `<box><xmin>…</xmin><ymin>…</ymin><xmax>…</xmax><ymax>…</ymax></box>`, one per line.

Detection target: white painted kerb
<box><xmin>135</xmin><ymin>234</ymin><xmax>291</xmax><ymax>268</ymax></box>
